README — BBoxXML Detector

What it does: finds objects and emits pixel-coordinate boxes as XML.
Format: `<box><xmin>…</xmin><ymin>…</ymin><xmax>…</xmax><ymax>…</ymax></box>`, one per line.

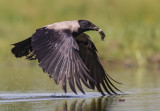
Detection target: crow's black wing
<box><xmin>31</xmin><ymin>27</ymin><xmax>95</xmax><ymax>94</ymax></box>
<box><xmin>75</xmin><ymin>33</ymin><xmax>122</xmax><ymax>95</ymax></box>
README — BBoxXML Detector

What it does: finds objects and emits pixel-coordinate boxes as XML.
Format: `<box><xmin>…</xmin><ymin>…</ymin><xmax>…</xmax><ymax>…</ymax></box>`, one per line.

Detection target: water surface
<box><xmin>0</xmin><ymin>63</ymin><xmax>160</xmax><ymax>111</ymax></box>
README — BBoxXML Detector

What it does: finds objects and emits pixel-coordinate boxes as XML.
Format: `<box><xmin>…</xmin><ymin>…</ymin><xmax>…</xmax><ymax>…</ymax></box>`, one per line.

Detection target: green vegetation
<box><xmin>0</xmin><ymin>0</ymin><xmax>160</xmax><ymax>68</ymax></box>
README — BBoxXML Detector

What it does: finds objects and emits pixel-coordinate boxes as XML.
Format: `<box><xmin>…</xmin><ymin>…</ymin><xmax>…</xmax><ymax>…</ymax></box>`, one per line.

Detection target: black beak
<box><xmin>93</xmin><ymin>27</ymin><xmax>106</xmax><ymax>41</ymax></box>
<box><xmin>93</xmin><ymin>27</ymin><xmax>100</xmax><ymax>31</ymax></box>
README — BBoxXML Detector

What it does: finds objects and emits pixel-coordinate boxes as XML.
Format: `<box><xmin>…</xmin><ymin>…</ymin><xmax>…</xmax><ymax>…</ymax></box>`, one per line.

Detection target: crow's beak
<box><xmin>93</xmin><ymin>27</ymin><xmax>106</xmax><ymax>41</ymax></box>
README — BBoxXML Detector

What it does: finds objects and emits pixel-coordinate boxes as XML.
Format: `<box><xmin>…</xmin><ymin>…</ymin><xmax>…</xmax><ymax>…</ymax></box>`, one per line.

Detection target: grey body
<box><xmin>11</xmin><ymin>20</ymin><xmax>122</xmax><ymax>95</ymax></box>
<box><xmin>45</xmin><ymin>20</ymin><xmax>80</xmax><ymax>32</ymax></box>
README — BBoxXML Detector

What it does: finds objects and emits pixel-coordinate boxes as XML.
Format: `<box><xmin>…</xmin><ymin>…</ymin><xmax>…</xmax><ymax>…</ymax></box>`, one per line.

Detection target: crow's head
<box><xmin>78</xmin><ymin>20</ymin><xmax>106</xmax><ymax>41</ymax></box>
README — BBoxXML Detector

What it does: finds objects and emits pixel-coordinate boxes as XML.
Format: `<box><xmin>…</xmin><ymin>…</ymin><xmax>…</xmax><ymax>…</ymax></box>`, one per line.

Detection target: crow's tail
<box><xmin>11</xmin><ymin>37</ymin><xmax>35</xmax><ymax>60</ymax></box>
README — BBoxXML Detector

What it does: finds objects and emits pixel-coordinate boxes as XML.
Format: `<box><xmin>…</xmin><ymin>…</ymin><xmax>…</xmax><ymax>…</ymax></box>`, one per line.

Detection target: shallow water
<box><xmin>0</xmin><ymin>64</ymin><xmax>160</xmax><ymax>111</ymax></box>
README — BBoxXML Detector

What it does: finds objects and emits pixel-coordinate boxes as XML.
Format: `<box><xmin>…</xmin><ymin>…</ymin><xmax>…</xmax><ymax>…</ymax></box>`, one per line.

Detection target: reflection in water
<box><xmin>56</xmin><ymin>95</ymin><xmax>119</xmax><ymax>111</ymax></box>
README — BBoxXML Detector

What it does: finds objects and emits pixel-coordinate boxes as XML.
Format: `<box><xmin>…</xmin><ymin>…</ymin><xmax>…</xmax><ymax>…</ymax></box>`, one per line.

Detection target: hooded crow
<box><xmin>11</xmin><ymin>20</ymin><xmax>122</xmax><ymax>95</ymax></box>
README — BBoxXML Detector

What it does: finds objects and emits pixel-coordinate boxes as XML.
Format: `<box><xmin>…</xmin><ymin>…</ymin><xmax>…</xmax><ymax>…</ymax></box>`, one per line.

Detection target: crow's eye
<box><xmin>84</xmin><ymin>42</ymin><xmax>88</xmax><ymax>45</ymax></box>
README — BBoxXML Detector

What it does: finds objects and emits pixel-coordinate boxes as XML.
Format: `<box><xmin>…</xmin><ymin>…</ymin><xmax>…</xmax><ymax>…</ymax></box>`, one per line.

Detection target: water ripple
<box><xmin>0</xmin><ymin>92</ymin><xmax>104</xmax><ymax>103</ymax></box>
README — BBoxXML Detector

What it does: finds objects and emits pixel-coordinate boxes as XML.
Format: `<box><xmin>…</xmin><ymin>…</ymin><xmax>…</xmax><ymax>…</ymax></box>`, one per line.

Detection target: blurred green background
<box><xmin>0</xmin><ymin>0</ymin><xmax>160</xmax><ymax>69</ymax></box>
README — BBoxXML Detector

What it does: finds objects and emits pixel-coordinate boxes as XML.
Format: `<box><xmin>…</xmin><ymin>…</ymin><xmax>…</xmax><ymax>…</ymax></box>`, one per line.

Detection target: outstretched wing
<box><xmin>31</xmin><ymin>27</ymin><xmax>95</xmax><ymax>94</ymax></box>
<box><xmin>75</xmin><ymin>33</ymin><xmax>122</xmax><ymax>95</ymax></box>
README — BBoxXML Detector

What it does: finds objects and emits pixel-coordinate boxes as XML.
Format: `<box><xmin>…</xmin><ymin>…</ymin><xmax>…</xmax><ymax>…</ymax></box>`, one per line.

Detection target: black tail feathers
<box><xmin>11</xmin><ymin>37</ymin><xmax>33</xmax><ymax>58</ymax></box>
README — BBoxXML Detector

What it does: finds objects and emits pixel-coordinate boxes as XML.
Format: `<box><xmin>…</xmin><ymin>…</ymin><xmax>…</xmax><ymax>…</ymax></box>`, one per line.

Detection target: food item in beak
<box><xmin>98</xmin><ymin>29</ymin><xmax>106</xmax><ymax>41</ymax></box>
